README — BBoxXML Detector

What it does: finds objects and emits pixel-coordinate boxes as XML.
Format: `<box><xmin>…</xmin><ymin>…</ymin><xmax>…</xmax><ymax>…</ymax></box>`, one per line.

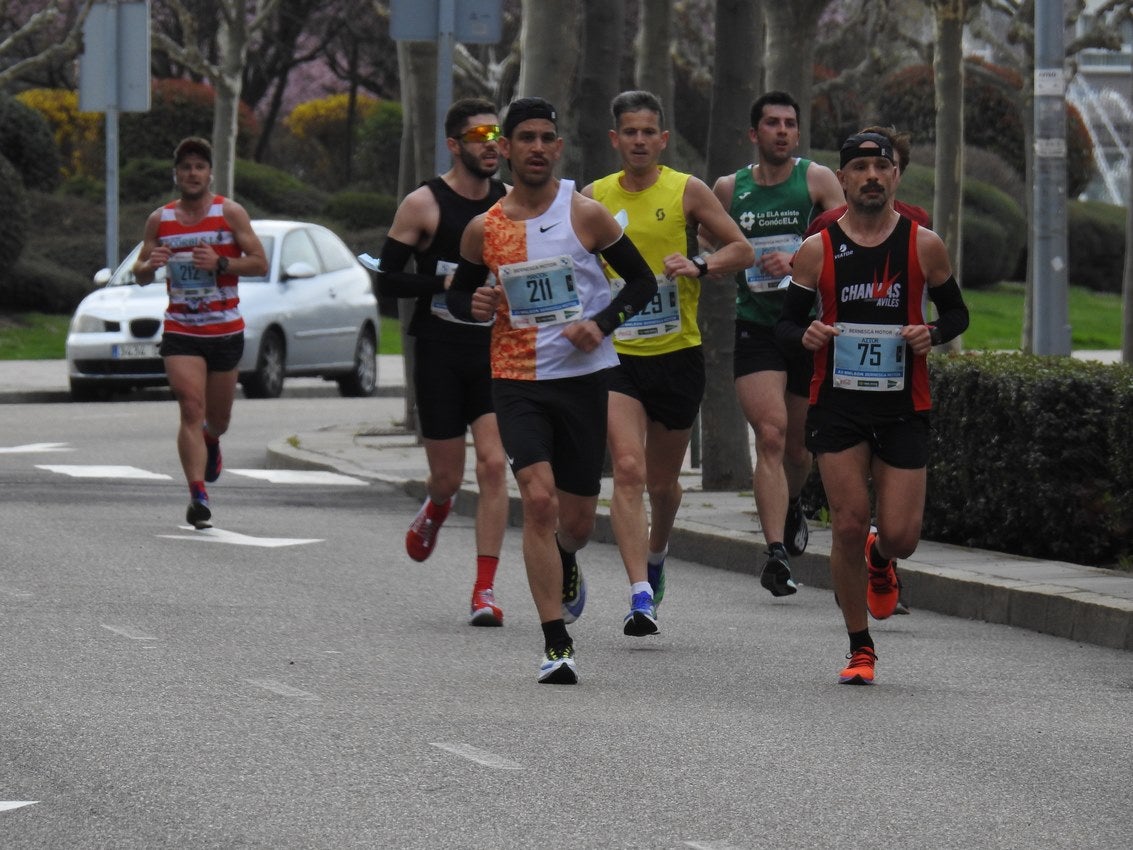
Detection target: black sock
<box><xmin>849</xmin><ymin>628</ymin><xmax>873</xmax><ymax>652</ymax></box>
<box><xmin>556</xmin><ymin>537</ymin><xmax>577</xmax><ymax>569</ymax></box>
<box><xmin>541</xmin><ymin>619</ymin><xmax>571</xmax><ymax>651</ymax></box>
<box><xmin>868</xmin><ymin>541</ymin><xmax>889</xmax><ymax>569</ymax></box>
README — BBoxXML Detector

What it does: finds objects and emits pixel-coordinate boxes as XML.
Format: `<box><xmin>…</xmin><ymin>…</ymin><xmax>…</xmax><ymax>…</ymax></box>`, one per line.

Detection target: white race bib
<box><xmin>832</xmin><ymin>322</ymin><xmax>906</xmax><ymax>391</ymax></box>
<box><xmin>499</xmin><ymin>255</ymin><xmax>581</xmax><ymax>329</ymax></box>
<box><xmin>430</xmin><ymin>261</ymin><xmax>493</xmax><ymax>326</ymax></box>
<box><xmin>611</xmin><ymin>275</ymin><xmax>680</xmax><ymax>340</ymax></box>
<box><xmin>168</xmin><ymin>251</ymin><xmax>218</xmax><ymax>304</ymax></box>
<box><xmin>744</xmin><ymin>234</ymin><xmax>802</xmax><ymax>293</ymax></box>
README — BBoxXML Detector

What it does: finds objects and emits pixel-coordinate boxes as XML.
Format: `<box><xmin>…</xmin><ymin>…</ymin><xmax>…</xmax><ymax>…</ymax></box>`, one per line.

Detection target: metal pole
<box><xmin>105</xmin><ymin>0</ymin><xmax>120</xmax><ymax>270</ymax></box>
<box><xmin>1032</xmin><ymin>0</ymin><xmax>1071</xmax><ymax>355</ymax></box>
<box><xmin>434</xmin><ymin>0</ymin><xmax>456</xmax><ymax>174</ymax></box>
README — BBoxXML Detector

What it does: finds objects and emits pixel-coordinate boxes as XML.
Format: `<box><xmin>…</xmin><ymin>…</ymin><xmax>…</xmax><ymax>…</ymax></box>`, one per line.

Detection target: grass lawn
<box><xmin>0</xmin><ymin>285</ymin><xmax>1123</xmax><ymax>360</ymax></box>
<box><xmin>0</xmin><ymin>312</ymin><xmax>404</xmax><ymax>360</ymax></box>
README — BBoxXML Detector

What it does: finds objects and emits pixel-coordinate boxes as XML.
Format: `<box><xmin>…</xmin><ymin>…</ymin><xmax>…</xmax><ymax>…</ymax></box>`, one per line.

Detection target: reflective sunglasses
<box><xmin>457</xmin><ymin>123</ymin><xmax>501</xmax><ymax>143</ymax></box>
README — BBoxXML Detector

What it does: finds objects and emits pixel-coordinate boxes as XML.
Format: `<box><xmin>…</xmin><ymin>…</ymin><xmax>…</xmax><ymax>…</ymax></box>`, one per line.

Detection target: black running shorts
<box><xmin>413</xmin><ymin>336</ymin><xmax>494</xmax><ymax>441</ymax></box>
<box><xmin>733</xmin><ymin>320</ymin><xmax>812</xmax><ymax>397</ymax></box>
<box><xmin>608</xmin><ymin>345</ymin><xmax>705</xmax><ymax>431</ymax></box>
<box><xmin>805</xmin><ymin>406</ymin><xmax>930</xmax><ymax>469</ymax></box>
<box><xmin>160</xmin><ymin>331</ymin><xmax>244</xmax><ymax>372</ymax></box>
<box><xmin>492</xmin><ymin>371</ymin><xmax>610</xmax><ymax>497</ymax></box>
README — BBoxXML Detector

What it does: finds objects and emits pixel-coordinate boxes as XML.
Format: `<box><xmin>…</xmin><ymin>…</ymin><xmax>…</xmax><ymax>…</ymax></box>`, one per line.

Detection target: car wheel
<box><xmin>69</xmin><ymin>378</ymin><xmax>111</xmax><ymax>402</ymax></box>
<box><xmin>242</xmin><ymin>330</ymin><xmax>285</xmax><ymax>399</ymax></box>
<box><xmin>337</xmin><ymin>326</ymin><xmax>377</xmax><ymax>397</ymax></box>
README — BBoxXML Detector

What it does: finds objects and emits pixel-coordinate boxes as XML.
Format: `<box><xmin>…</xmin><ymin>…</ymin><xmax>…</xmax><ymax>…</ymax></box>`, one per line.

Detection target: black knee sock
<box><xmin>868</xmin><ymin>541</ymin><xmax>889</xmax><ymax>569</ymax></box>
<box><xmin>541</xmin><ymin>619</ymin><xmax>571</xmax><ymax>651</ymax></box>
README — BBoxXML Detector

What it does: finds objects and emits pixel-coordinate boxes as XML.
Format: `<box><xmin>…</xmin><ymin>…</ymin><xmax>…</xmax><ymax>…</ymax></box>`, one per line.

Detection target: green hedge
<box><xmin>0</xmin><ymin>93</ymin><xmax>62</xmax><ymax>192</ymax></box>
<box><xmin>803</xmin><ymin>354</ymin><xmax>1133</xmax><ymax>568</ymax></box>
<box><xmin>1067</xmin><ymin>201</ymin><xmax>1126</xmax><ymax>294</ymax></box>
<box><xmin>0</xmin><ymin>154</ymin><xmax>29</xmax><ymax>273</ymax></box>
<box><xmin>324</xmin><ymin>190</ymin><xmax>399</xmax><ymax>230</ymax></box>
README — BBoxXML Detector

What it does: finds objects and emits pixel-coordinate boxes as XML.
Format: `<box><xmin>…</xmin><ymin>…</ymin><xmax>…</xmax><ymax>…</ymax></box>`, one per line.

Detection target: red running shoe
<box><xmin>865</xmin><ymin>527</ymin><xmax>899</xmax><ymax>620</ymax></box>
<box><xmin>838</xmin><ymin>646</ymin><xmax>877</xmax><ymax>685</ymax></box>
<box><xmin>405</xmin><ymin>497</ymin><xmax>451</xmax><ymax>562</ymax></box>
<box><xmin>469</xmin><ymin>587</ymin><xmax>503</xmax><ymax>627</ymax></box>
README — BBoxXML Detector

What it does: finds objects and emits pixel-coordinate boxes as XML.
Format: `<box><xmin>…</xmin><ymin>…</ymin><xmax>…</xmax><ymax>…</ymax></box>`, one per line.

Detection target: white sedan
<box><xmin>66</xmin><ymin>220</ymin><xmax>379</xmax><ymax>400</ymax></box>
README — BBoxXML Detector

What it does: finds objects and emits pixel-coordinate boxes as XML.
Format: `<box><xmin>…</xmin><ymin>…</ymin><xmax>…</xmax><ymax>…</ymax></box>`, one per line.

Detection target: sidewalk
<box><xmin>6</xmin><ymin>357</ymin><xmax>1131</xmax><ymax>650</ymax></box>
<box><xmin>265</xmin><ymin>355</ymin><xmax>1133</xmax><ymax>653</ymax></box>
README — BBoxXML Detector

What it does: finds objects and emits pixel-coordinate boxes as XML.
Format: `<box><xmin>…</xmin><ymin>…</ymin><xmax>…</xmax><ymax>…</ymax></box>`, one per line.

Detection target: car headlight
<box><xmin>71</xmin><ymin>314</ymin><xmax>107</xmax><ymax>333</ymax></box>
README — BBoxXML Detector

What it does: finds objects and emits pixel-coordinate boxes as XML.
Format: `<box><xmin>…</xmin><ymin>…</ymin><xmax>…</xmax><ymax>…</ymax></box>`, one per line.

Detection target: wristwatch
<box><xmin>691</xmin><ymin>255</ymin><xmax>709</xmax><ymax>277</ymax></box>
<box><xmin>216</xmin><ymin>256</ymin><xmax>230</xmax><ymax>274</ymax></box>
<box><xmin>929</xmin><ymin>325</ymin><xmax>942</xmax><ymax>347</ymax></box>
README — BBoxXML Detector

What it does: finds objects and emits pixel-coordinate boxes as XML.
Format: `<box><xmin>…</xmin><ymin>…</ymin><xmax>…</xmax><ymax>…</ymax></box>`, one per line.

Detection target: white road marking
<box><xmin>246</xmin><ymin>679</ymin><xmax>320</xmax><ymax>701</ymax></box>
<box><xmin>36</xmin><ymin>464</ymin><xmax>171</xmax><ymax>480</ymax></box>
<box><xmin>0</xmin><ymin>586</ymin><xmax>33</xmax><ymax>598</ymax></box>
<box><xmin>428</xmin><ymin>742</ymin><xmax>523</xmax><ymax>770</ymax></box>
<box><xmin>684</xmin><ymin>842</ymin><xmax>744</xmax><ymax>850</ymax></box>
<box><xmin>0</xmin><ymin>801</ymin><xmax>38</xmax><ymax>811</ymax></box>
<box><xmin>227</xmin><ymin>469</ymin><xmax>368</xmax><ymax>486</ymax></box>
<box><xmin>101</xmin><ymin>624</ymin><xmax>158</xmax><ymax>641</ymax></box>
<box><xmin>159</xmin><ymin>527</ymin><xmax>323</xmax><ymax>547</ymax></box>
<box><xmin>0</xmin><ymin>442</ymin><xmax>72</xmax><ymax>453</ymax></box>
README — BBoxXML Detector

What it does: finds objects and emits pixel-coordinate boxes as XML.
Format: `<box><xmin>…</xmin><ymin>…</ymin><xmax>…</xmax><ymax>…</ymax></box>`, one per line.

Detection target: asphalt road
<box><xmin>1</xmin><ymin>394</ymin><xmax>1131</xmax><ymax>849</ymax></box>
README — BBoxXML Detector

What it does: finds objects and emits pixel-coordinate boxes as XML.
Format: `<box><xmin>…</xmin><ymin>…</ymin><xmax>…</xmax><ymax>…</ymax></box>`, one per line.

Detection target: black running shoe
<box><xmin>204</xmin><ymin>434</ymin><xmax>222</xmax><ymax>483</ymax></box>
<box><xmin>784</xmin><ymin>497</ymin><xmax>809</xmax><ymax>556</ymax></box>
<box><xmin>186</xmin><ymin>499</ymin><xmax>212</xmax><ymax>529</ymax></box>
<box><xmin>760</xmin><ymin>543</ymin><xmax>797</xmax><ymax>597</ymax></box>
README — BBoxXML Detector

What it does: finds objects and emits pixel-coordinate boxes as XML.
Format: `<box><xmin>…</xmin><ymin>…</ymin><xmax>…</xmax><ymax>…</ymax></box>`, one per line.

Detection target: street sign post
<box><xmin>390</xmin><ymin>0</ymin><xmax>502</xmax><ymax>175</ymax></box>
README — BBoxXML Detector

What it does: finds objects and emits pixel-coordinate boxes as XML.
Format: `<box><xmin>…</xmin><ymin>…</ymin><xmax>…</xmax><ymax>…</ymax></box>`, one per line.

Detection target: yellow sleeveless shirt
<box><xmin>591</xmin><ymin>166</ymin><xmax>701</xmax><ymax>356</ymax></box>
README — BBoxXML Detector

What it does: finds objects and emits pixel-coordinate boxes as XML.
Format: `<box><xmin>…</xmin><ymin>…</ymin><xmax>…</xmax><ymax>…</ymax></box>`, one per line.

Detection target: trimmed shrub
<box><xmin>119</xmin><ymin>79</ymin><xmax>259</xmax><ymax>163</ymax></box>
<box><xmin>324</xmin><ymin>191</ymin><xmax>399</xmax><ymax>230</ymax></box>
<box><xmin>355</xmin><ymin>100</ymin><xmax>404</xmax><ymax>195</ymax></box>
<box><xmin>284</xmin><ymin>93</ymin><xmax>379</xmax><ymax>190</ymax></box>
<box><xmin>0</xmin><ymin>154</ymin><xmax>30</xmax><ymax>273</ymax></box>
<box><xmin>234</xmin><ymin>159</ymin><xmax>328</xmax><ymax>218</ymax></box>
<box><xmin>120</xmin><ymin>157</ymin><xmax>175</xmax><ymax>203</ymax></box>
<box><xmin>3</xmin><ymin>254</ymin><xmax>95</xmax><ymax>313</ymax></box>
<box><xmin>961</xmin><ymin>180</ymin><xmax>1026</xmax><ymax>289</ymax></box>
<box><xmin>1067</xmin><ymin>200</ymin><xmax>1126</xmax><ymax>293</ymax></box>
<box><xmin>0</xmin><ymin>93</ymin><xmax>63</xmax><ymax>192</ymax></box>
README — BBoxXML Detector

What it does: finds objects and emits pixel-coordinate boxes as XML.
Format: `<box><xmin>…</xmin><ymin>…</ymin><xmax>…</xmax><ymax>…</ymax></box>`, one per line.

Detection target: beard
<box><xmin>460</xmin><ymin>146</ymin><xmax>498</xmax><ymax>180</ymax></box>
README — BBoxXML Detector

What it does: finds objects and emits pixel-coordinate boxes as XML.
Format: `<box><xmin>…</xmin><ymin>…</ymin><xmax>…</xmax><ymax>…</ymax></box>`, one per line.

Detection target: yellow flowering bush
<box><xmin>284</xmin><ymin>93</ymin><xmax>379</xmax><ymax>189</ymax></box>
<box><xmin>16</xmin><ymin>88</ymin><xmax>102</xmax><ymax>179</ymax></box>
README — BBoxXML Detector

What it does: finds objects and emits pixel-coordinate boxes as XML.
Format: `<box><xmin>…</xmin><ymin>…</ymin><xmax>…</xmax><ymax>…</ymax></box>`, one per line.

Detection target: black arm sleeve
<box><xmin>445</xmin><ymin>258</ymin><xmax>490</xmax><ymax>322</ymax></box>
<box><xmin>775</xmin><ymin>281</ymin><xmax>817</xmax><ymax>346</ymax></box>
<box><xmin>375</xmin><ymin>237</ymin><xmax>444</xmax><ymax>298</ymax></box>
<box><xmin>591</xmin><ymin>234</ymin><xmax>658</xmax><ymax>336</ymax></box>
<box><xmin>927</xmin><ymin>275</ymin><xmax>969</xmax><ymax>343</ymax></box>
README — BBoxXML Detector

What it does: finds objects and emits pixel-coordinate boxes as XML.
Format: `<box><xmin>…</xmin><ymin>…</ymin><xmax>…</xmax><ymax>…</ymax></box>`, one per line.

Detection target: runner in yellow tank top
<box><xmin>582</xmin><ymin>91</ymin><xmax>753</xmax><ymax>636</ymax></box>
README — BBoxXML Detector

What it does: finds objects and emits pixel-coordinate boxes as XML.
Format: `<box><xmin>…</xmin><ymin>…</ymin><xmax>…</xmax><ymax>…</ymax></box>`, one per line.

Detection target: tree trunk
<box><xmin>518</xmin><ymin>1</ymin><xmax>580</xmax><ymax>173</ymax></box>
<box><xmin>635</xmin><ymin>0</ymin><xmax>674</xmax><ymax>128</ymax></box>
<box><xmin>700</xmin><ymin>0</ymin><xmax>760</xmax><ymax>491</ymax></box>
<box><xmin>211</xmin><ymin>4</ymin><xmax>250</xmax><ymax>198</ymax></box>
<box><xmin>932</xmin><ymin>0</ymin><xmax>966</xmax><ymax>351</ymax></box>
<box><xmin>394</xmin><ymin>39</ymin><xmax>439</xmax><ymax>435</ymax></box>
<box><xmin>1021</xmin><ymin>89</ymin><xmax>1035</xmax><ymax>353</ymax></box>
<box><xmin>571</xmin><ymin>0</ymin><xmax>624</xmax><ymax>186</ymax></box>
<box><xmin>763</xmin><ymin>1</ymin><xmax>831</xmax><ymax>153</ymax></box>
<box><xmin>1124</xmin><ymin>51</ymin><xmax>1133</xmax><ymax>365</ymax></box>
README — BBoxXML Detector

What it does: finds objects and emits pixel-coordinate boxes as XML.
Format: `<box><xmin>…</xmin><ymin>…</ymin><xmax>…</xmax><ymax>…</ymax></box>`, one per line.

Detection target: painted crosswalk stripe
<box><xmin>429</xmin><ymin>742</ymin><xmax>523</xmax><ymax>770</ymax></box>
<box><xmin>36</xmin><ymin>464</ymin><xmax>171</xmax><ymax>480</ymax></box>
<box><xmin>159</xmin><ymin>527</ymin><xmax>323</xmax><ymax>547</ymax></box>
<box><xmin>0</xmin><ymin>801</ymin><xmax>38</xmax><ymax>812</ymax></box>
<box><xmin>228</xmin><ymin>469</ymin><xmax>367</xmax><ymax>486</ymax></box>
<box><xmin>0</xmin><ymin>442</ymin><xmax>71</xmax><ymax>453</ymax></box>
<box><xmin>246</xmin><ymin>679</ymin><xmax>320</xmax><ymax>701</ymax></box>
<box><xmin>101</xmin><ymin>624</ymin><xmax>158</xmax><ymax>641</ymax></box>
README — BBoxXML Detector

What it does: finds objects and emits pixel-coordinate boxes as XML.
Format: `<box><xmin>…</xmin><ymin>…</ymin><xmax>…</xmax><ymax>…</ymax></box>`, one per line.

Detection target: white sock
<box><xmin>631</xmin><ymin>581</ymin><xmax>652</xmax><ymax>598</ymax></box>
<box><xmin>647</xmin><ymin>546</ymin><xmax>668</xmax><ymax>566</ymax></box>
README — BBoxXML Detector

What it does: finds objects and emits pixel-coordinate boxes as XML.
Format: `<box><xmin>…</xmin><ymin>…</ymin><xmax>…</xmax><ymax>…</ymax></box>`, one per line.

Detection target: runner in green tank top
<box><xmin>711</xmin><ymin>91</ymin><xmax>843</xmax><ymax>599</ymax></box>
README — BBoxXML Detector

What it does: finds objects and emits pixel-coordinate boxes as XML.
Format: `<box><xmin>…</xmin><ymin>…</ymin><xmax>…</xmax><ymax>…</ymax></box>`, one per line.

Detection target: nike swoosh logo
<box><xmin>538</xmin><ymin>222</ymin><xmax>560</xmax><ymax>233</ymax></box>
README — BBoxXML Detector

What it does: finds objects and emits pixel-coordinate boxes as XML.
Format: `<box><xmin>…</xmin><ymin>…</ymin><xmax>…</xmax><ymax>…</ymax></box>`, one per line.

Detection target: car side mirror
<box><xmin>282</xmin><ymin>261</ymin><xmax>317</xmax><ymax>281</ymax></box>
<box><xmin>93</xmin><ymin>267</ymin><xmax>112</xmax><ymax>286</ymax></box>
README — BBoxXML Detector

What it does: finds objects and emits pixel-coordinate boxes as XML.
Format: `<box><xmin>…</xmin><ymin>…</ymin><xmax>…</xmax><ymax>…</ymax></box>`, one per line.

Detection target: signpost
<box><xmin>390</xmin><ymin>0</ymin><xmax>502</xmax><ymax>173</ymax></box>
<box><xmin>79</xmin><ymin>0</ymin><xmax>151</xmax><ymax>271</ymax></box>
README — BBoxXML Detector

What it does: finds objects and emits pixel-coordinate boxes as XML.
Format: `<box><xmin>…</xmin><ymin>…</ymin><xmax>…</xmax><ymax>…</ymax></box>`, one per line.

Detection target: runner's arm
<box><xmin>592</xmin><ymin>233</ymin><xmax>658</xmax><ymax>336</ymax></box>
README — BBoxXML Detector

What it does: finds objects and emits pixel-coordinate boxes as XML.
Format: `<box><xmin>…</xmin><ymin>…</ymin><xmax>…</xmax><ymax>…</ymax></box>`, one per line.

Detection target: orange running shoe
<box><xmin>469</xmin><ymin>587</ymin><xmax>503</xmax><ymax>627</ymax></box>
<box><xmin>405</xmin><ymin>497</ymin><xmax>451</xmax><ymax>562</ymax></box>
<box><xmin>838</xmin><ymin>646</ymin><xmax>877</xmax><ymax>685</ymax></box>
<box><xmin>865</xmin><ymin>528</ymin><xmax>899</xmax><ymax>620</ymax></box>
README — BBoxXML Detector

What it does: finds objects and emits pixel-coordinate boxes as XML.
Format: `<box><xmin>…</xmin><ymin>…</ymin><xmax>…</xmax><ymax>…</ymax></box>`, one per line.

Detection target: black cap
<box><xmin>839</xmin><ymin>132</ymin><xmax>895</xmax><ymax>169</ymax></box>
<box><xmin>502</xmin><ymin>97</ymin><xmax>557</xmax><ymax>137</ymax></box>
<box><xmin>174</xmin><ymin>137</ymin><xmax>213</xmax><ymax>166</ymax></box>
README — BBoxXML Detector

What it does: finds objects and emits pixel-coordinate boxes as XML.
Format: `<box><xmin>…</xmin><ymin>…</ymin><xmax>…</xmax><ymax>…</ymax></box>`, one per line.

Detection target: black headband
<box><xmin>839</xmin><ymin>132</ymin><xmax>895</xmax><ymax>168</ymax></box>
<box><xmin>502</xmin><ymin>98</ymin><xmax>558</xmax><ymax>137</ymax></box>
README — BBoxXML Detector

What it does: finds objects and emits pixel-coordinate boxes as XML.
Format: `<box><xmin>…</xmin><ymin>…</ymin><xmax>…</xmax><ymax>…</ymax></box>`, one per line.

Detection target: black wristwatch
<box><xmin>216</xmin><ymin>256</ymin><xmax>230</xmax><ymax>274</ymax></box>
<box><xmin>691</xmin><ymin>255</ymin><xmax>709</xmax><ymax>278</ymax></box>
<box><xmin>929</xmin><ymin>325</ymin><xmax>942</xmax><ymax>347</ymax></box>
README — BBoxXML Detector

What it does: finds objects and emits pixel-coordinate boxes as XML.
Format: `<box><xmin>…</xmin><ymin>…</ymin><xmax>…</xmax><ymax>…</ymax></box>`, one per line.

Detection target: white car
<box><xmin>66</xmin><ymin>220</ymin><xmax>379</xmax><ymax>400</ymax></box>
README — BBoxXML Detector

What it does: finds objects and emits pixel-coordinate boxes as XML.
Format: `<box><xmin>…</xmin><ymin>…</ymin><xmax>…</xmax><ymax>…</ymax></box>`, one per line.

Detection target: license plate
<box><xmin>112</xmin><ymin>342</ymin><xmax>160</xmax><ymax>359</ymax></box>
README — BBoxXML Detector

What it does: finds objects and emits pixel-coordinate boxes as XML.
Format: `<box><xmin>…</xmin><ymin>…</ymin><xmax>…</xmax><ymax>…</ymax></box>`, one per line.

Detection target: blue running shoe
<box><xmin>623</xmin><ymin>591</ymin><xmax>659</xmax><ymax>637</ymax></box>
<box><xmin>562</xmin><ymin>560</ymin><xmax>587</xmax><ymax>624</ymax></box>
<box><xmin>647</xmin><ymin>558</ymin><xmax>666</xmax><ymax>607</ymax></box>
<box><xmin>538</xmin><ymin>644</ymin><xmax>578</xmax><ymax>684</ymax></box>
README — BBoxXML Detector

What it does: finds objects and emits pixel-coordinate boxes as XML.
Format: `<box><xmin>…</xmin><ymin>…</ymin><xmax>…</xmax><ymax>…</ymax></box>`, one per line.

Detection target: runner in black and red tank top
<box><xmin>133</xmin><ymin>137</ymin><xmax>268</xmax><ymax>531</ymax></box>
<box><xmin>777</xmin><ymin>131</ymin><xmax>969</xmax><ymax>686</ymax></box>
